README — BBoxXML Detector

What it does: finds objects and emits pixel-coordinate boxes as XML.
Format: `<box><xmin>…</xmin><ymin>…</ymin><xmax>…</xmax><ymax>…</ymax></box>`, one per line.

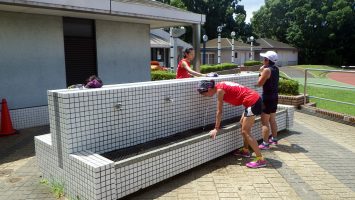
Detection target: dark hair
<box><xmin>269</xmin><ymin>60</ymin><xmax>275</xmax><ymax>65</ymax></box>
<box><xmin>183</xmin><ymin>48</ymin><xmax>194</xmax><ymax>58</ymax></box>
<box><xmin>197</xmin><ymin>80</ymin><xmax>215</xmax><ymax>94</ymax></box>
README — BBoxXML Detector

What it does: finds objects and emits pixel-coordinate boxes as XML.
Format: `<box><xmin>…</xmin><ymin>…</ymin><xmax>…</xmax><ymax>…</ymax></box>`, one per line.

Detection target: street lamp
<box><xmin>231</xmin><ymin>31</ymin><xmax>236</xmax><ymax>63</ymax></box>
<box><xmin>169</xmin><ymin>27</ymin><xmax>186</xmax><ymax>70</ymax></box>
<box><xmin>202</xmin><ymin>34</ymin><xmax>208</xmax><ymax>65</ymax></box>
<box><xmin>217</xmin><ymin>25</ymin><xmax>225</xmax><ymax>64</ymax></box>
<box><xmin>217</xmin><ymin>26</ymin><xmax>222</xmax><ymax>64</ymax></box>
<box><xmin>248</xmin><ymin>36</ymin><xmax>254</xmax><ymax>60</ymax></box>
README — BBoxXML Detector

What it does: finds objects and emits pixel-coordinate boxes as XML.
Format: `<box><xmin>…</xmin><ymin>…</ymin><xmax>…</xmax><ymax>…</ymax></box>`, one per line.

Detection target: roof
<box><xmin>150</xmin><ymin>29</ymin><xmax>192</xmax><ymax>49</ymax></box>
<box><xmin>0</xmin><ymin>0</ymin><xmax>206</xmax><ymax>28</ymax></box>
<box><xmin>255</xmin><ymin>38</ymin><xmax>297</xmax><ymax>50</ymax></box>
<box><xmin>150</xmin><ymin>34</ymin><xmax>170</xmax><ymax>48</ymax></box>
<box><xmin>114</xmin><ymin>0</ymin><xmax>188</xmax><ymax>12</ymax></box>
<box><xmin>203</xmin><ymin>38</ymin><xmax>260</xmax><ymax>50</ymax></box>
<box><xmin>202</xmin><ymin>37</ymin><xmax>297</xmax><ymax>51</ymax></box>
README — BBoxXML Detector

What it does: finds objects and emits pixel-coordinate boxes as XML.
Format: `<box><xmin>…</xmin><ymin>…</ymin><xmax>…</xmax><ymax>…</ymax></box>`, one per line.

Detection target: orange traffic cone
<box><xmin>0</xmin><ymin>99</ymin><xmax>16</xmax><ymax>136</ymax></box>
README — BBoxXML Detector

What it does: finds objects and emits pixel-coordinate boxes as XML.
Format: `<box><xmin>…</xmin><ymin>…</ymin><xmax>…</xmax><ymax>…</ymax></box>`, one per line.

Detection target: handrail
<box><xmin>304</xmin><ymin>68</ymin><xmax>355</xmax><ymax>105</ymax></box>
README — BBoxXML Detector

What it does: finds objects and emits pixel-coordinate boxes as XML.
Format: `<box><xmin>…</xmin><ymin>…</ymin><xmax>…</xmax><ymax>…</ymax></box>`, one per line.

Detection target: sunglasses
<box><xmin>264</xmin><ymin>58</ymin><xmax>269</xmax><ymax>61</ymax></box>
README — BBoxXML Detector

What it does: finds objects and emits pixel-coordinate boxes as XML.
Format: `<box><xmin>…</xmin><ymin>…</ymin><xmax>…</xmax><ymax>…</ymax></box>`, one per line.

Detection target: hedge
<box><xmin>200</xmin><ymin>63</ymin><xmax>237</xmax><ymax>73</ymax></box>
<box><xmin>151</xmin><ymin>70</ymin><xmax>176</xmax><ymax>81</ymax></box>
<box><xmin>278</xmin><ymin>77</ymin><xmax>299</xmax><ymax>95</ymax></box>
<box><xmin>244</xmin><ymin>60</ymin><xmax>262</xmax><ymax>66</ymax></box>
<box><xmin>151</xmin><ymin>68</ymin><xmax>300</xmax><ymax>96</ymax></box>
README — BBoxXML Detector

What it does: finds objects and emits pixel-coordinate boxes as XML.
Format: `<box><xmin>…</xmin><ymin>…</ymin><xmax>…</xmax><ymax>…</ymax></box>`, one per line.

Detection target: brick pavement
<box><xmin>0</xmin><ymin>112</ymin><xmax>355</xmax><ymax>200</ymax></box>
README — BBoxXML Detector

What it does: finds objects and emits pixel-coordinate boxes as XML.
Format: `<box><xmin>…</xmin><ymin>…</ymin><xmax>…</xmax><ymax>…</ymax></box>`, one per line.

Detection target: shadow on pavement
<box><xmin>0</xmin><ymin>125</ymin><xmax>49</xmax><ymax>165</ymax></box>
<box><xmin>122</xmin><ymin>151</ymin><xmax>283</xmax><ymax>200</ymax></box>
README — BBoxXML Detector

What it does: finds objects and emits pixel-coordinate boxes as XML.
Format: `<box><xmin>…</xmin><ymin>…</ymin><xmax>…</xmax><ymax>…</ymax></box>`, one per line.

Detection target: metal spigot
<box><xmin>164</xmin><ymin>97</ymin><xmax>174</xmax><ymax>103</ymax></box>
<box><xmin>114</xmin><ymin>103</ymin><xmax>123</xmax><ymax>110</ymax></box>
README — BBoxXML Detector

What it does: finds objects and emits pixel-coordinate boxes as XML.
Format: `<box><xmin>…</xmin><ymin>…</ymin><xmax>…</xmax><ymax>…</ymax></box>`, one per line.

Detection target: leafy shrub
<box><xmin>279</xmin><ymin>77</ymin><xmax>299</xmax><ymax>95</ymax></box>
<box><xmin>151</xmin><ymin>70</ymin><xmax>176</xmax><ymax>81</ymax></box>
<box><xmin>244</xmin><ymin>60</ymin><xmax>262</xmax><ymax>66</ymax></box>
<box><xmin>200</xmin><ymin>63</ymin><xmax>237</xmax><ymax>73</ymax></box>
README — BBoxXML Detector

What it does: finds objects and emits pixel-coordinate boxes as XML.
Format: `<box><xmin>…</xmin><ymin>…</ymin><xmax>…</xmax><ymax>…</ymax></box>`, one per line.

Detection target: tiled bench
<box><xmin>35</xmin><ymin>74</ymin><xmax>294</xmax><ymax>200</ymax></box>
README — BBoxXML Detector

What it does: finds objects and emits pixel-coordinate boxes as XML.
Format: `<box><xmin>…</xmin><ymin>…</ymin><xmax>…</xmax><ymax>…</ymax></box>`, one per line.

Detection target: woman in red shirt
<box><xmin>176</xmin><ymin>48</ymin><xmax>205</xmax><ymax>79</ymax></box>
<box><xmin>197</xmin><ymin>80</ymin><xmax>266</xmax><ymax>168</ymax></box>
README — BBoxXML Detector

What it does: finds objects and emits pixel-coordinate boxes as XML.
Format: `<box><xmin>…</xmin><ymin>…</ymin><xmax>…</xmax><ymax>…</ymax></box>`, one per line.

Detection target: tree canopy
<box><xmin>156</xmin><ymin>0</ymin><xmax>252</xmax><ymax>42</ymax></box>
<box><xmin>252</xmin><ymin>0</ymin><xmax>355</xmax><ymax>65</ymax></box>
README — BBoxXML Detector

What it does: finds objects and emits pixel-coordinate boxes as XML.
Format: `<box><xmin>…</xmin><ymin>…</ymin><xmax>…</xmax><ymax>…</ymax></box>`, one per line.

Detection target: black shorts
<box><xmin>263</xmin><ymin>97</ymin><xmax>278</xmax><ymax>114</ymax></box>
<box><xmin>244</xmin><ymin>98</ymin><xmax>262</xmax><ymax>117</ymax></box>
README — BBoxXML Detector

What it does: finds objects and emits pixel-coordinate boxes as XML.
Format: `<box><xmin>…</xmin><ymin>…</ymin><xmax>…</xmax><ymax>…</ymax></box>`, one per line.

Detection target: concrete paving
<box><xmin>1</xmin><ymin>111</ymin><xmax>355</xmax><ymax>200</ymax></box>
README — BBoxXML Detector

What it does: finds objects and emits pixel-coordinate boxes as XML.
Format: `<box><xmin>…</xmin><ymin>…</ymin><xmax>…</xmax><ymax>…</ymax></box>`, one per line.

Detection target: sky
<box><xmin>239</xmin><ymin>0</ymin><xmax>265</xmax><ymax>23</ymax></box>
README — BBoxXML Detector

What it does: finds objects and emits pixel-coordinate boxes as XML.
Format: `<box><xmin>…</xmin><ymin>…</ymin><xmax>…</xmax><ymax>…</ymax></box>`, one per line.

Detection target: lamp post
<box><xmin>231</xmin><ymin>31</ymin><xmax>236</xmax><ymax>63</ymax></box>
<box><xmin>249</xmin><ymin>36</ymin><xmax>254</xmax><ymax>60</ymax></box>
<box><xmin>202</xmin><ymin>34</ymin><xmax>208</xmax><ymax>65</ymax></box>
<box><xmin>217</xmin><ymin>25</ymin><xmax>223</xmax><ymax>64</ymax></box>
<box><xmin>169</xmin><ymin>27</ymin><xmax>186</xmax><ymax>70</ymax></box>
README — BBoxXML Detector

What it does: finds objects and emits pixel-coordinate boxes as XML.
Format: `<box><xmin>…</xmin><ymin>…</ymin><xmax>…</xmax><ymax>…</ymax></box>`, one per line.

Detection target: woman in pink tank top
<box><xmin>176</xmin><ymin>48</ymin><xmax>205</xmax><ymax>79</ymax></box>
<box><xmin>197</xmin><ymin>80</ymin><xmax>267</xmax><ymax>168</ymax></box>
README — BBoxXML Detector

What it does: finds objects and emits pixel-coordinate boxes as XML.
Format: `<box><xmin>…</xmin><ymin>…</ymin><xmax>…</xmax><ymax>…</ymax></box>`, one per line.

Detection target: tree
<box><xmin>251</xmin><ymin>0</ymin><xmax>355</xmax><ymax>65</ymax></box>
<box><xmin>156</xmin><ymin>0</ymin><xmax>250</xmax><ymax>42</ymax></box>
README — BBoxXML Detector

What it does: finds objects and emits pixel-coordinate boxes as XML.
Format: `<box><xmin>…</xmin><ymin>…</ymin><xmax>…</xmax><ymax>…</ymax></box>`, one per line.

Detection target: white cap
<box><xmin>260</xmin><ymin>51</ymin><xmax>278</xmax><ymax>63</ymax></box>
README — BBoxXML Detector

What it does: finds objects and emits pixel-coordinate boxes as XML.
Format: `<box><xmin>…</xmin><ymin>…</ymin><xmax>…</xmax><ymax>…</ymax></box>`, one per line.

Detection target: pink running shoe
<box><xmin>258</xmin><ymin>143</ymin><xmax>270</xmax><ymax>150</ymax></box>
<box><xmin>233</xmin><ymin>148</ymin><xmax>251</xmax><ymax>158</ymax></box>
<box><xmin>246</xmin><ymin>158</ymin><xmax>267</xmax><ymax>168</ymax></box>
<box><xmin>269</xmin><ymin>138</ymin><xmax>278</xmax><ymax>145</ymax></box>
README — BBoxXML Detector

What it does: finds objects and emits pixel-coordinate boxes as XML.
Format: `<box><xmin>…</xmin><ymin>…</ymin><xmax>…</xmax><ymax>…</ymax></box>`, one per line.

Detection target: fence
<box><xmin>303</xmin><ymin>69</ymin><xmax>355</xmax><ymax>108</ymax></box>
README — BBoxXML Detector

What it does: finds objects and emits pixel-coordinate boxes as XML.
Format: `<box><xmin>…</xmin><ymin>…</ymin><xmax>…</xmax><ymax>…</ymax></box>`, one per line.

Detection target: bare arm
<box><xmin>210</xmin><ymin>89</ymin><xmax>225</xmax><ymax>139</ymax></box>
<box><xmin>182</xmin><ymin>61</ymin><xmax>205</xmax><ymax>77</ymax></box>
<box><xmin>257</xmin><ymin>67</ymin><xmax>271</xmax><ymax>86</ymax></box>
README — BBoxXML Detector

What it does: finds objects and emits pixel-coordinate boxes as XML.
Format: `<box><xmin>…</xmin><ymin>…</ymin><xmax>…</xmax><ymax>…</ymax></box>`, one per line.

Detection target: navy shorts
<box><xmin>262</xmin><ymin>97</ymin><xmax>278</xmax><ymax>114</ymax></box>
<box><xmin>244</xmin><ymin>98</ymin><xmax>262</xmax><ymax>117</ymax></box>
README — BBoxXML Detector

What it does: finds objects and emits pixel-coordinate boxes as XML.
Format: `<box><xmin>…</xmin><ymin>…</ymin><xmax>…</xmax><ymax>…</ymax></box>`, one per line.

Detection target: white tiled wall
<box><xmin>47</xmin><ymin>74</ymin><xmax>261</xmax><ymax>155</ymax></box>
<box><xmin>35</xmin><ymin>74</ymin><xmax>293</xmax><ymax>200</ymax></box>
<box><xmin>1</xmin><ymin>106</ymin><xmax>49</xmax><ymax>130</ymax></box>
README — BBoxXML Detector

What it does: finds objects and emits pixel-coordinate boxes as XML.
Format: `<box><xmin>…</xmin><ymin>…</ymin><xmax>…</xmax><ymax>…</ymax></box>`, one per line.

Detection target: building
<box><xmin>150</xmin><ymin>29</ymin><xmax>192</xmax><ymax>68</ymax></box>
<box><xmin>201</xmin><ymin>37</ymin><xmax>298</xmax><ymax>66</ymax></box>
<box><xmin>255</xmin><ymin>38</ymin><xmax>298</xmax><ymax>66</ymax></box>
<box><xmin>0</xmin><ymin>0</ymin><xmax>205</xmax><ymax>129</ymax></box>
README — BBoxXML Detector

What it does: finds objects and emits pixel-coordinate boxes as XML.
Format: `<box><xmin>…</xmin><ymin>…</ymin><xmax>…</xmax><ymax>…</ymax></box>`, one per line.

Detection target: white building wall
<box><xmin>0</xmin><ymin>11</ymin><xmax>66</xmax><ymax>109</ymax></box>
<box><xmin>96</xmin><ymin>20</ymin><xmax>151</xmax><ymax>84</ymax></box>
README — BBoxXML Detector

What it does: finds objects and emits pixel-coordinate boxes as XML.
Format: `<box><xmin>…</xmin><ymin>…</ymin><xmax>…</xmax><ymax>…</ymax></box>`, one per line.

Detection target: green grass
<box><xmin>40</xmin><ymin>178</ymin><xmax>65</xmax><ymax>199</ymax></box>
<box><xmin>299</xmin><ymin>84</ymin><xmax>355</xmax><ymax>116</ymax></box>
<box><xmin>292</xmin><ymin>65</ymin><xmax>340</xmax><ymax>78</ymax></box>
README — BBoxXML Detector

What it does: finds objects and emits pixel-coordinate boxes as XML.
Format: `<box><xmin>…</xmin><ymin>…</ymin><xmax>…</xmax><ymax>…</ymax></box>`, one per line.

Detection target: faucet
<box><xmin>164</xmin><ymin>97</ymin><xmax>174</xmax><ymax>103</ymax></box>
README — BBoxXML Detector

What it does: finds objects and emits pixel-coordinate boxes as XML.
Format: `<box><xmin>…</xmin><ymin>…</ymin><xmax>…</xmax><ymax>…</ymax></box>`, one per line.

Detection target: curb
<box><xmin>299</xmin><ymin>105</ymin><xmax>355</xmax><ymax>126</ymax></box>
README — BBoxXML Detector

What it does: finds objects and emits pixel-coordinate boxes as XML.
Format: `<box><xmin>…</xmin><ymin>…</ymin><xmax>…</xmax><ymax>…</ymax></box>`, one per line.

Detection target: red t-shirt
<box><xmin>176</xmin><ymin>59</ymin><xmax>191</xmax><ymax>79</ymax></box>
<box><xmin>216</xmin><ymin>82</ymin><xmax>260</xmax><ymax>107</ymax></box>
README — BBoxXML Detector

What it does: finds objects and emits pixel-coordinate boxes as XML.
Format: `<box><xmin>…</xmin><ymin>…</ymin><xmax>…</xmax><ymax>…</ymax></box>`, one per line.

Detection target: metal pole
<box><xmin>251</xmin><ymin>41</ymin><xmax>253</xmax><ymax>60</ymax></box>
<box><xmin>231</xmin><ymin>37</ymin><xmax>235</xmax><ymax>63</ymax></box>
<box><xmin>304</xmin><ymin>69</ymin><xmax>308</xmax><ymax>105</ymax></box>
<box><xmin>169</xmin><ymin>28</ymin><xmax>174</xmax><ymax>70</ymax></box>
<box><xmin>217</xmin><ymin>33</ymin><xmax>221</xmax><ymax>64</ymax></box>
<box><xmin>192</xmin><ymin>24</ymin><xmax>201</xmax><ymax>71</ymax></box>
<box><xmin>203</xmin><ymin>41</ymin><xmax>206</xmax><ymax>65</ymax></box>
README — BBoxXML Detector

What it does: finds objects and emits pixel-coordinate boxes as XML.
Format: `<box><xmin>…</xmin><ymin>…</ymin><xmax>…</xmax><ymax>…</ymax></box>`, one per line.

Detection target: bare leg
<box><xmin>242</xmin><ymin>116</ymin><xmax>262</xmax><ymax>157</ymax></box>
<box><xmin>240</xmin><ymin>112</ymin><xmax>249</xmax><ymax>149</ymax></box>
<box><xmin>261</xmin><ymin>113</ymin><xmax>270</xmax><ymax>143</ymax></box>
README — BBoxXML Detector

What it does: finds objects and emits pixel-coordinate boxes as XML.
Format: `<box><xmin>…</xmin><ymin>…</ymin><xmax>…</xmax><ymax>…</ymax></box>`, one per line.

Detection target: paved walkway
<box><xmin>1</xmin><ymin>112</ymin><xmax>355</xmax><ymax>200</ymax></box>
<box><xmin>279</xmin><ymin>67</ymin><xmax>314</xmax><ymax>78</ymax></box>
